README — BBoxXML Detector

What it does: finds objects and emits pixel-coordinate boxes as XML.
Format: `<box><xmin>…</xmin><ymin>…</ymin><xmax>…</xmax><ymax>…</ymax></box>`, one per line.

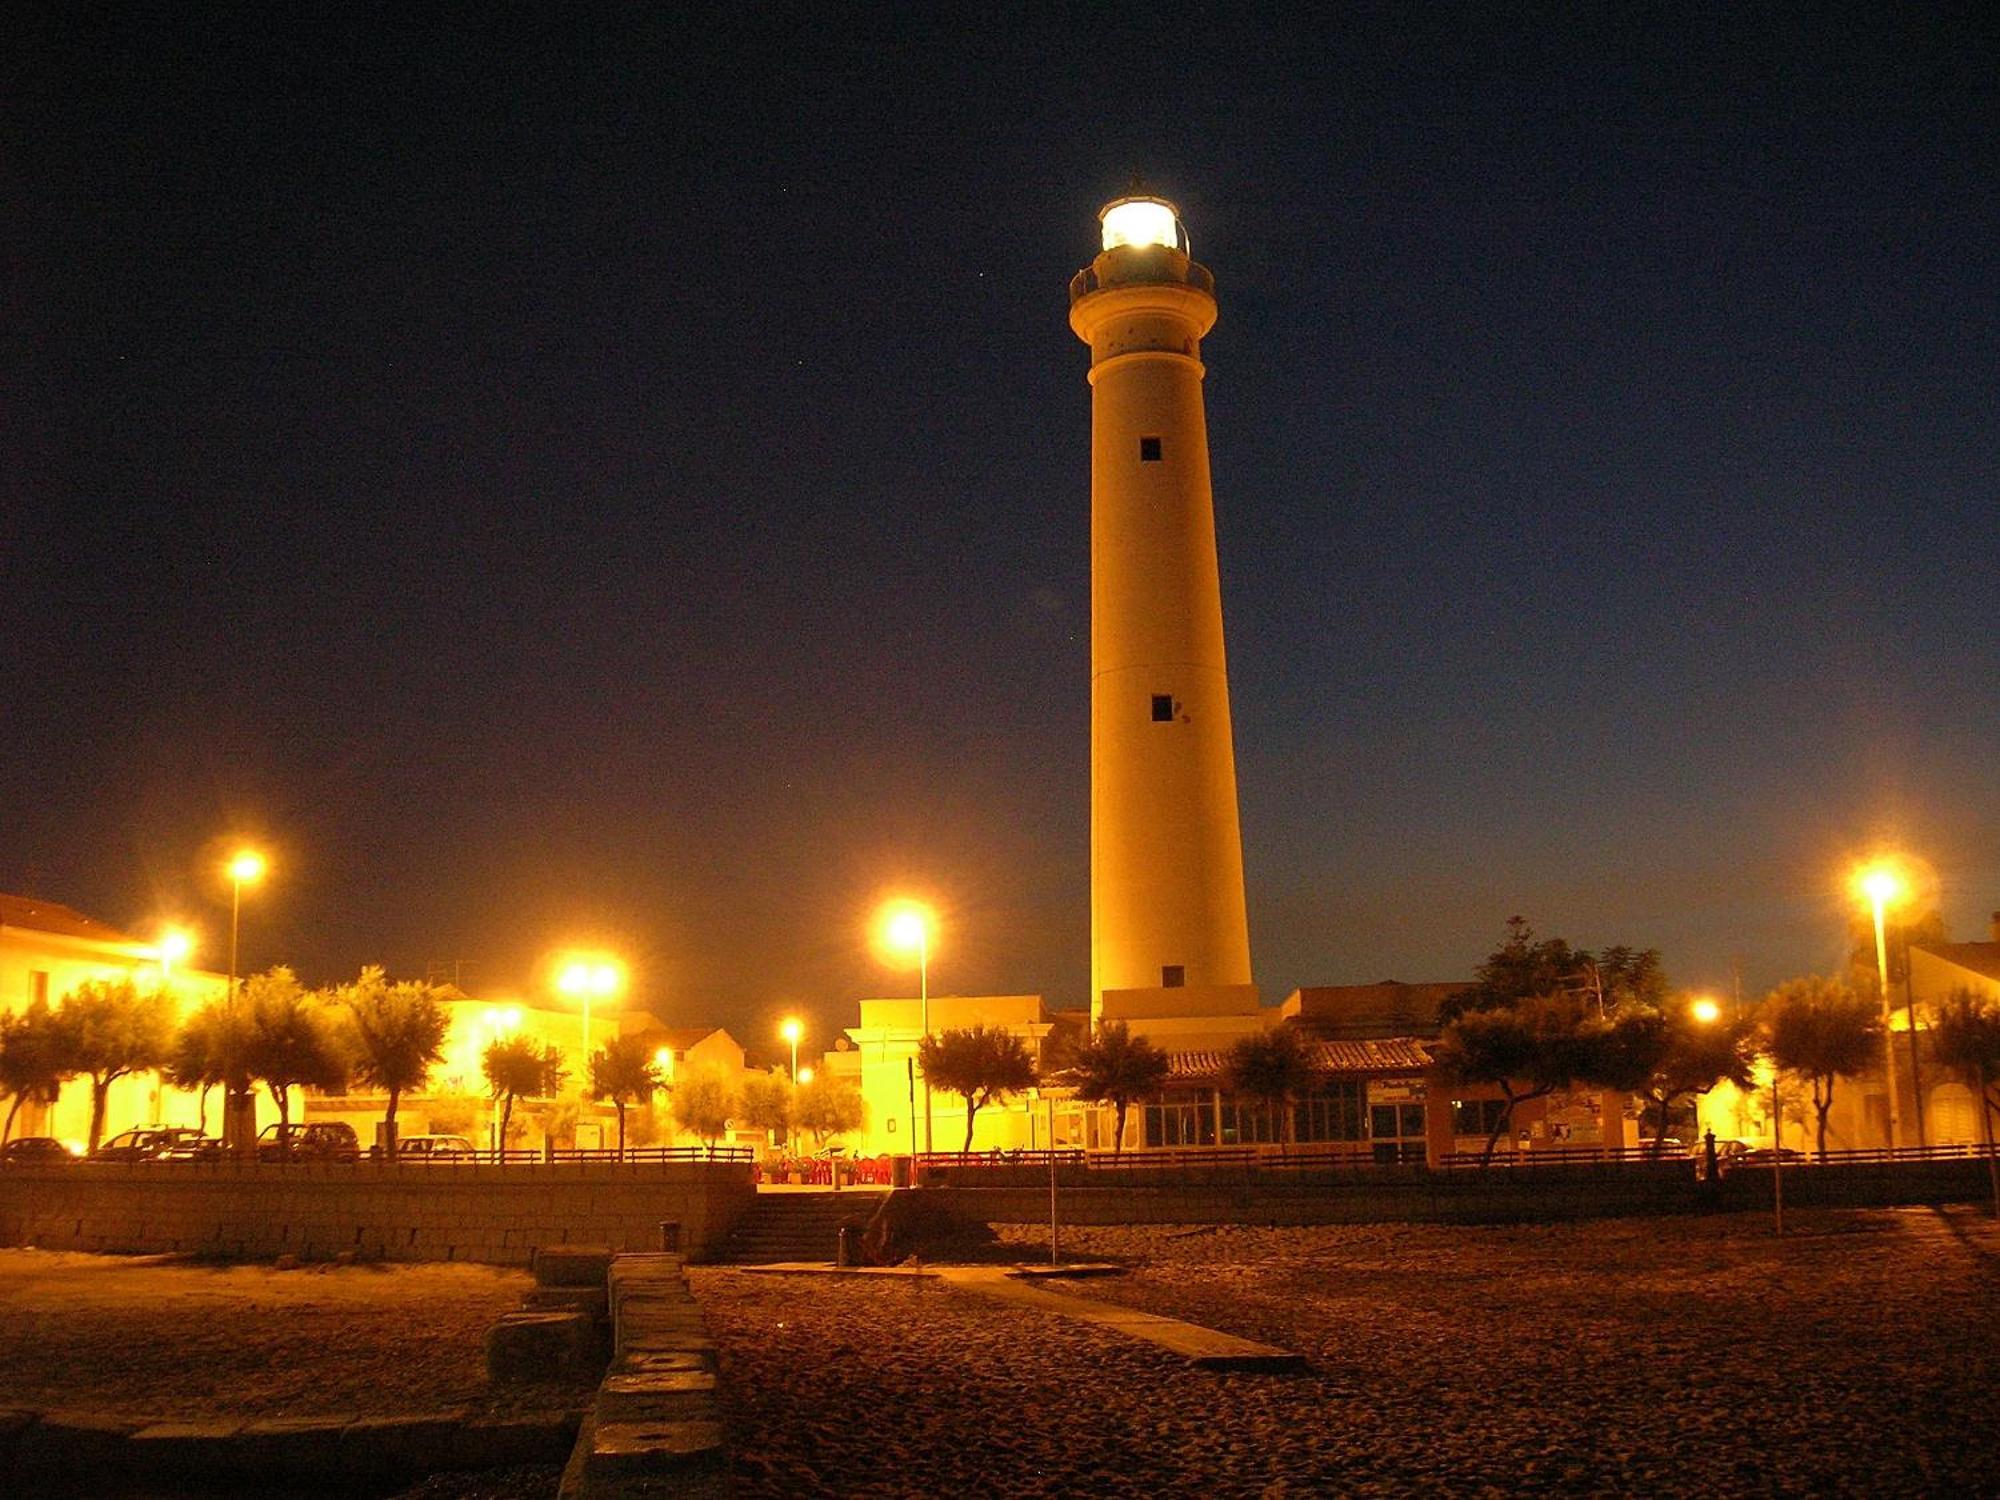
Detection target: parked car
<box><xmin>255</xmin><ymin>1122</ymin><xmax>361</xmax><ymax>1162</ymax></box>
<box><xmin>92</xmin><ymin>1127</ymin><xmax>208</xmax><ymax>1163</ymax></box>
<box><xmin>1733</xmin><ymin>1146</ymin><xmax>1806</xmax><ymax>1167</ymax></box>
<box><xmin>158</xmin><ymin>1135</ymin><xmax>227</xmax><ymax>1161</ymax></box>
<box><xmin>1</xmin><ymin>1137</ymin><xmax>80</xmax><ymax>1165</ymax></box>
<box><xmin>380</xmin><ymin>1133</ymin><xmax>475</xmax><ymax>1161</ymax></box>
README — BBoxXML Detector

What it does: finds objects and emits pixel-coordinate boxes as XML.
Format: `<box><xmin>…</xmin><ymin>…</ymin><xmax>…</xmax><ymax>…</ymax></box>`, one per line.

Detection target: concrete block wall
<box><xmin>0</xmin><ymin>1161</ymin><xmax>757</xmax><ymax>1265</ymax></box>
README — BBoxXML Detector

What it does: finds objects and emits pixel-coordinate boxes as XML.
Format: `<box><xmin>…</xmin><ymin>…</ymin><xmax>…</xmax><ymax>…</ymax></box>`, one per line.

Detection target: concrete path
<box><xmin>728</xmin><ymin>1260</ymin><xmax>1305</xmax><ymax>1370</ymax></box>
<box><xmin>934</xmin><ymin>1267</ymin><xmax>1306</xmax><ymax>1371</ymax></box>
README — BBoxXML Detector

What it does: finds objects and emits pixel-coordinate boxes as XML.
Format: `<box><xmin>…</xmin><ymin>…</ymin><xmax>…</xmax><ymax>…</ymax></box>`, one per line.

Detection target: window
<box><xmin>1139</xmin><ymin>436</ymin><xmax>1162</xmax><ymax>461</ymax></box>
<box><xmin>29</xmin><ymin>971</ymin><xmax>49</xmax><ymax>1005</ymax></box>
<box><xmin>1451</xmin><ymin>1098</ymin><xmax>1509</xmax><ymax>1136</ymax></box>
<box><xmin>1151</xmin><ymin>694</ymin><xmax>1174</xmax><ymax>722</ymax></box>
<box><xmin>1160</xmin><ymin>965</ymin><xmax>1185</xmax><ymax>988</ymax></box>
<box><xmin>1293</xmin><ymin>1081</ymin><xmax>1366</xmax><ymax>1143</ymax></box>
<box><xmin>1143</xmin><ymin>1089</ymin><xmax>1216</xmax><ymax>1148</ymax></box>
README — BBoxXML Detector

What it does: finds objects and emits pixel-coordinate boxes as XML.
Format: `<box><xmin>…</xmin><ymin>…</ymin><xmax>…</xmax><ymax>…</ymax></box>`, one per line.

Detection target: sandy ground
<box><xmin>692</xmin><ymin>1206</ymin><xmax>2000</xmax><ymax>1497</ymax></box>
<box><xmin>0</xmin><ymin>1250</ymin><xmax>585</xmax><ymax>1423</ymax></box>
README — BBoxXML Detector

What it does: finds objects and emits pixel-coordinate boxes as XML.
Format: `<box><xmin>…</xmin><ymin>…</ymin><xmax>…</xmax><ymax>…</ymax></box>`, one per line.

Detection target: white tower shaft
<box><xmin>1070</xmin><ymin>203</ymin><xmax>1252</xmax><ymax>1019</ymax></box>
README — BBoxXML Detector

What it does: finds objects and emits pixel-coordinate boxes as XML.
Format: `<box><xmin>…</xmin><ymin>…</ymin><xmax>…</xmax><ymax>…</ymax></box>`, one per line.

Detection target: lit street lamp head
<box><xmin>1689</xmin><ymin>996</ymin><xmax>1722</xmax><ymax>1025</ymax></box>
<box><xmin>1855</xmin><ymin>864</ymin><xmax>1905</xmax><ymax>908</ymax></box>
<box><xmin>227</xmin><ymin>850</ymin><xmax>267</xmax><ymax>886</ymax></box>
<box><xmin>157</xmin><ymin>928</ymin><xmax>194</xmax><ymax>966</ymax></box>
<box><xmin>780</xmin><ymin>1017</ymin><xmax>803</xmax><ymax>1046</ymax></box>
<box><xmin>556</xmin><ymin>955</ymin><xmax>625</xmax><ymax>999</ymax></box>
<box><xmin>879</xmin><ymin>901</ymin><xmax>934</xmax><ymax>958</ymax></box>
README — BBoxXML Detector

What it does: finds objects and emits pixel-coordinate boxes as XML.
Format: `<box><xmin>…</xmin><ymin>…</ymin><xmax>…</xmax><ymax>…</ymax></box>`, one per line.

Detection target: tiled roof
<box><xmin>1916</xmin><ymin>942</ymin><xmax>2000</xmax><ymax>985</ymax></box>
<box><xmin>0</xmin><ymin>894</ymin><xmax>141</xmax><ymax>946</ymax></box>
<box><xmin>1168</xmin><ymin>1037</ymin><xmax>1434</xmax><ymax>1081</ymax></box>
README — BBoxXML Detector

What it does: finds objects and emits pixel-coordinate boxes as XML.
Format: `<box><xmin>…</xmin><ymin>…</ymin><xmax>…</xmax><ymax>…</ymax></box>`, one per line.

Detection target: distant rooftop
<box><xmin>1168</xmin><ymin>1037</ymin><xmax>1436</xmax><ymax>1083</ymax></box>
<box><xmin>0</xmin><ymin>893</ymin><xmax>142</xmax><ymax>947</ymax></box>
<box><xmin>1281</xmin><ymin>981</ymin><xmax>1471</xmax><ymax>1040</ymax></box>
<box><xmin>1914</xmin><ymin>941</ymin><xmax>2000</xmax><ymax>985</ymax></box>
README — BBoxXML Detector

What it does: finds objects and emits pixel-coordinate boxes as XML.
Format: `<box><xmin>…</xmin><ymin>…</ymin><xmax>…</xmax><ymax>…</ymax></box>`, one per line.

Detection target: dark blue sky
<box><xmin>7</xmin><ymin>7</ymin><xmax>1996</xmax><ymax>1048</ymax></box>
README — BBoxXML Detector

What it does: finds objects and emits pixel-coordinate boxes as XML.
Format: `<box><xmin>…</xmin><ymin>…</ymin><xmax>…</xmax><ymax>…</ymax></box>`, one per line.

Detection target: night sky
<box><xmin>8</xmin><ymin>8</ymin><xmax>1996</xmax><ymax>1050</ymax></box>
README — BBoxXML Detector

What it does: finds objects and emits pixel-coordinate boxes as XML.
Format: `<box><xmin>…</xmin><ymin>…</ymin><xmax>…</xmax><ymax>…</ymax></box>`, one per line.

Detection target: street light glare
<box><xmin>227</xmin><ymin>850</ymin><xmax>267</xmax><ymax>885</ymax></box>
<box><xmin>797</xmin><ymin>1066</ymin><xmax>815</xmax><ymax>1085</ymax></box>
<box><xmin>880</xmin><ymin>901</ymin><xmax>934</xmax><ymax>956</ymax></box>
<box><xmin>556</xmin><ymin>954</ymin><xmax>626</xmax><ymax>998</ymax></box>
<box><xmin>780</xmin><ymin>1017</ymin><xmax>803</xmax><ymax>1045</ymax></box>
<box><xmin>1689</xmin><ymin>996</ymin><xmax>1722</xmax><ymax>1025</ymax></box>
<box><xmin>1855</xmin><ymin>864</ymin><xmax>1904</xmax><ymax>906</ymax></box>
<box><xmin>158</xmin><ymin>928</ymin><xmax>194</xmax><ymax>965</ymax></box>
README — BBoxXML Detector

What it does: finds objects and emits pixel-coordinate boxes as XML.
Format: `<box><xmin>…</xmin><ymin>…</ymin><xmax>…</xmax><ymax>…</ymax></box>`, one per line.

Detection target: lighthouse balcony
<box><xmin>1070</xmin><ymin>252</ymin><xmax>1215</xmax><ymax>306</ymax></box>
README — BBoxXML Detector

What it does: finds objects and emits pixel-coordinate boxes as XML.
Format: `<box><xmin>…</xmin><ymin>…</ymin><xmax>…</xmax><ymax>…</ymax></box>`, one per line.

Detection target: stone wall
<box><xmin>0</xmin><ymin>1160</ymin><xmax>757</xmax><ymax>1265</ymax></box>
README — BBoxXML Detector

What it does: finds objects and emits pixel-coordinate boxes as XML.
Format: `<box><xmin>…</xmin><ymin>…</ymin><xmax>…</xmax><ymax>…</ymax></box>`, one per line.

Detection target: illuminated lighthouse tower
<box><xmin>1070</xmin><ymin>193</ymin><xmax>1253</xmax><ymax>1020</ymax></box>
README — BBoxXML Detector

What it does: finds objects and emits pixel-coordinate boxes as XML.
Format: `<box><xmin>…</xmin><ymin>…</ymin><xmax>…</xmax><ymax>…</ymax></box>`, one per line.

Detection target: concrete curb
<box><xmin>0</xmin><ymin>1404</ymin><xmax>583</xmax><ymax>1486</ymax></box>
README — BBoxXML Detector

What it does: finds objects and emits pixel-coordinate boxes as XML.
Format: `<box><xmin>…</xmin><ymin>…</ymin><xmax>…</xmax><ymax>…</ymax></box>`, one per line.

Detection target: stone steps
<box><xmin>714</xmin><ymin>1191</ymin><xmax>887</xmax><ymax>1264</ymax></box>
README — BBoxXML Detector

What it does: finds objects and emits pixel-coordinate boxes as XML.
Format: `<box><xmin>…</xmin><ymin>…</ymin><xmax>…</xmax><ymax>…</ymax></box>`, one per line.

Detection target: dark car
<box><xmin>1</xmin><ymin>1137</ymin><xmax>79</xmax><ymax>1165</ymax></box>
<box><xmin>158</xmin><ymin>1135</ymin><xmax>227</xmax><ymax>1161</ymax></box>
<box><xmin>1732</xmin><ymin>1146</ymin><xmax>1806</xmax><ymax>1167</ymax></box>
<box><xmin>92</xmin><ymin>1127</ymin><xmax>208</xmax><ymax>1163</ymax></box>
<box><xmin>256</xmin><ymin>1122</ymin><xmax>361</xmax><ymax>1162</ymax></box>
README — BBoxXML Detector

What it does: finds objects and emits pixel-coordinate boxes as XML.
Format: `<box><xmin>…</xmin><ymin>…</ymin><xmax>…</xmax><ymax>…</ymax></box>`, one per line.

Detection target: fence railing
<box><xmin>73</xmin><ymin>1144</ymin><xmax>759</xmax><ymax>1168</ymax></box>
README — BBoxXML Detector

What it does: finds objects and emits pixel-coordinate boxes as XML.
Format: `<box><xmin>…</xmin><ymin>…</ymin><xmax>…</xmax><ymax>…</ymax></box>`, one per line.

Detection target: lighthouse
<box><xmin>1071</xmin><ymin>194</ymin><xmax>1253</xmax><ymax>1021</ymax></box>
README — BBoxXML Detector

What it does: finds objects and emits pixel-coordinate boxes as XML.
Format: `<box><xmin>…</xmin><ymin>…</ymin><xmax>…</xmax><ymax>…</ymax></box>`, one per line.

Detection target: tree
<box><xmin>1058</xmin><ymin>1020</ymin><xmax>1170</xmax><ymax>1157</ymax></box>
<box><xmin>793</xmin><ymin>1074</ymin><xmax>865</xmax><ymax>1149</ymax></box>
<box><xmin>1762</xmin><ymin>976</ymin><xmax>1880</xmax><ymax>1160</ymax></box>
<box><xmin>1433</xmin><ymin>996</ymin><xmax>1594</xmax><ymax>1167</ymax></box>
<box><xmin>57</xmin><ymin>978</ymin><xmax>176</xmax><ymax>1152</ymax></box>
<box><xmin>240</xmin><ymin>968</ymin><xmax>351</xmax><ymax>1139</ymax></box>
<box><xmin>1444</xmin><ymin>918</ymin><xmax>1665</xmax><ymax>1021</ymax></box>
<box><xmin>1223</xmin><ymin>1026</ymin><xmax>1320</xmax><ymax>1150</ymax></box>
<box><xmin>1932</xmin><ymin>988</ymin><xmax>2000</xmax><ymax>1218</ymax></box>
<box><xmin>588</xmin><ymin>1034</ymin><xmax>661</xmax><ymax>1158</ymax></box>
<box><xmin>671</xmin><ymin>1070</ymin><xmax>734</xmax><ymax>1156</ymax></box>
<box><xmin>0</xmin><ymin>1001</ymin><xmax>70</xmax><ymax>1145</ymax></box>
<box><xmin>338</xmin><ymin>967</ymin><xmax>450</xmax><ymax>1152</ymax></box>
<box><xmin>1589</xmin><ymin>1004</ymin><xmax>1759</xmax><ymax>1156</ymax></box>
<box><xmin>482</xmin><ymin>1035</ymin><xmax>565</xmax><ymax>1153</ymax></box>
<box><xmin>737</xmin><ymin>1071</ymin><xmax>794</xmax><ymax>1150</ymax></box>
<box><xmin>165</xmin><ymin>999</ymin><xmax>250</xmax><ymax>1135</ymax></box>
<box><xmin>918</xmin><ymin>1025</ymin><xmax>1037</xmax><ymax>1153</ymax></box>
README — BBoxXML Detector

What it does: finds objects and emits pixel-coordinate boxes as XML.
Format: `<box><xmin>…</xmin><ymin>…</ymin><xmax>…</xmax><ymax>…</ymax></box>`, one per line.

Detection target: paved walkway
<box><xmin>733</xmin><ymin>1261</ymin><xmax>1304</xmax><ymax>1371</ymax></box>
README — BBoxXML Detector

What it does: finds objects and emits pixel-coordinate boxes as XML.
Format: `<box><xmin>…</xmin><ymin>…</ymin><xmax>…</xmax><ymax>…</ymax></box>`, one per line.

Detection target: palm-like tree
<box><xmin>483</xmin><ymin>1035</ymin><xmax>565</xmax><ymax>1154</ymax></box>
<box><xmin>918</xmin><ymin>1025</ymin><xmax>1037</xmax><ymax>1153</ymax></box>
<box><xmin>1059</xmin><ymin>1020</ymin><xmax>1169</xmax><ymax>1157</ymax></box>
<box><xmin>1223</xmin><ymin>1026</ymin><xmax>1320</xmax><ymax>1152</ymax></box>
<box><xmin>587</xmin><ymin>1034</ymin><xmax>661</xmax><ymax>1158</ymax></box>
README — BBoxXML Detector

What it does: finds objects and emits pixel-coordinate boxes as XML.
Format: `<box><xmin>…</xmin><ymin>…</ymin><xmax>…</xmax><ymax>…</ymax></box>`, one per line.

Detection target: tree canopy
<box><xmin>587</xmin><ymin>1034</ymin><xmax>662</xmax><ymax>1157</ymax></box>
<box><xmin>1445</xmin><ymin>917</ymin><xmax>1666</xmax><ymax>1020</ymax></box>
<box><xmin>793</xmin><ymin>1073</ymin><xmax>865</xmax><ymax>1148</ymax></box>
<box><xmin>918</xmin><ymin>1024</ymin><xmax>1037</xmax><ymax>1153</ymax></box>
<box><xmin>0</xmin><ymin>1001</ymin><xmax>70</xmax><ymax>1145</ymax></box>
<box><xmin>1058</xmin><ymin>1020</ymin><xmax>1170</xmax><ymax>1156</ymax></box>
<box><xmin>671</xmin><ymin>1070</ymin><xmax>734</xmax><ymax>1155</ymax></box>
<box><xmin>1588</xmin><ymin>1003</ymin><xmax>1758</xmax><ymax>1155</ymax></box>
<box><xmin>1433</xmin><ymin>996</ymin><xmax>1597</xmax><ymax>1165</ymax></box>
<box><xmin>1223</xmin><ymin>1026</ymin><xmax>1319</xmax><ymax>1148</ymax></box>
<box><xmin>1932</xmin><ymin>988</ymin><xmax>2000</xmax><ymax>1218</ymax></box>
<box><xmin>58</xmin><ymin>977</ymin><xmax>177</xmax><ymax>1151</ymax></box>
<box><xmin>483</xmin><ymin>1035</ymin><xmax>565</xmax><ymax>1151</ymax></box>
<box><xmin>239</xmin><ymin>968</ymin><xmax>350</xmax><ymax>1134</ymax></box>
<box><xmin>338</xmin><ymin>967</ymin><xmax>451</xmax><ymax>1145</ymax></box>
<box><xmin>1762</xmin><ymin>976</ymin><xmax>1879</xmax><ymax>1159</ymax></box>
<box><xmin>736</xmin><ymin>1071</ymin><xmax>793</xmax><ymax>1148</ymax></box>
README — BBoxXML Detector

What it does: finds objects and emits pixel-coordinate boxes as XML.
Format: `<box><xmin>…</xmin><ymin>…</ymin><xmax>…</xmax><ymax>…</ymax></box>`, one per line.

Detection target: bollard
<box><xmin>836</xmin><ymin>1225</ymin><xmax>852</xmax><ymax>1268</ymax></box>
<box><xmin>660</xmin><ymin>1221</ymin><xmax>681</xmax><ymax>1253</ymax></box>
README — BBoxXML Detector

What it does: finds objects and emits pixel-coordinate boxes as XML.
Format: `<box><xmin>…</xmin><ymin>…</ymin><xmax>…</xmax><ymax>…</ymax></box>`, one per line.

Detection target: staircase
<box><xmin>715</xmin><ymin>1190</ymin><xmax>888</xmax><ymax>1264</ymax></box>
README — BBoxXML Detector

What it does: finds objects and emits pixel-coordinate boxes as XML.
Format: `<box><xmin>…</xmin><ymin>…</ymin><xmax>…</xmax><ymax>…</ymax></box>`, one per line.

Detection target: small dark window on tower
<box><xmin>1139</xmin><ymin>436</ymin><xmax>1162</xmax><ymax>461</ymax></box>
<box><xmin>1162</xmin><ymin>965</ymin><xmax>1186</xmax><ymax>988</ymax></box>
<box><xmin>1151</xmin><ymin>694</ymin><xmax>1174</xmax><ymax>722</ymax></box>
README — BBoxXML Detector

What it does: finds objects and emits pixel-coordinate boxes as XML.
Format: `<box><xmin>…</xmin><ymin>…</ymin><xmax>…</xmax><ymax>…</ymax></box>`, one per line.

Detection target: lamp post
<box><xmin>225</xmin><ymin>850</ymin><xmax>266</xmax><ymax>1005</ymax></box>
<box><xmin>1856</xmin><ymin>865</ymin><xmax>1905</xmax><ymax>1155</ymax></box>
<box><xmin>881</xmin><ymin>901</ymin><xmax>935</xmax><ymax>1157</ymax></box>
<box><xmin>781</xmin><ymin>1018</ymin><xmax>803</xmax><ymax>1083</ymax></box>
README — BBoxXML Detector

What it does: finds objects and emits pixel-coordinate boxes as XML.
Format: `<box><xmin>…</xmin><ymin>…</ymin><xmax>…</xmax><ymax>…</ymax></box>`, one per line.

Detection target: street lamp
<box><xmin>797</xmin><ymin>1066</ymin><xmax>815</xmax><ymax>1086</ymax></box>
<box><xmin>879</xmin><ymin>900</ymin><xmax>935</xmax><ymax>1155</ymax></box>
<box><xmin>780</xmin><ymin>1017</ymin><xmax>804</xmax><ymax>1083</ymax></box>
<box><xmin>225</xmin><ymin>850</ymin><xmax>266</xmax><ymax>1004</ymax></box>
<box><xmin>156</xmin><ymin>928</ymin><xmax>194</xmax><ymax>985</ymax></box>
<box><xmin>555</xmin><ymin>953</ymin><xmax>624</xmax><ymax>1066</ymax></box>
<box><xmin>1854</xmin><ymin>862</ymin><xmax>1907</xmax><ymax>1154</ymax></box>
<box><xmin>1689</xmin><ymin>995</ymin><xmax>1722</xmax><ymax>1026</ymax></box>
